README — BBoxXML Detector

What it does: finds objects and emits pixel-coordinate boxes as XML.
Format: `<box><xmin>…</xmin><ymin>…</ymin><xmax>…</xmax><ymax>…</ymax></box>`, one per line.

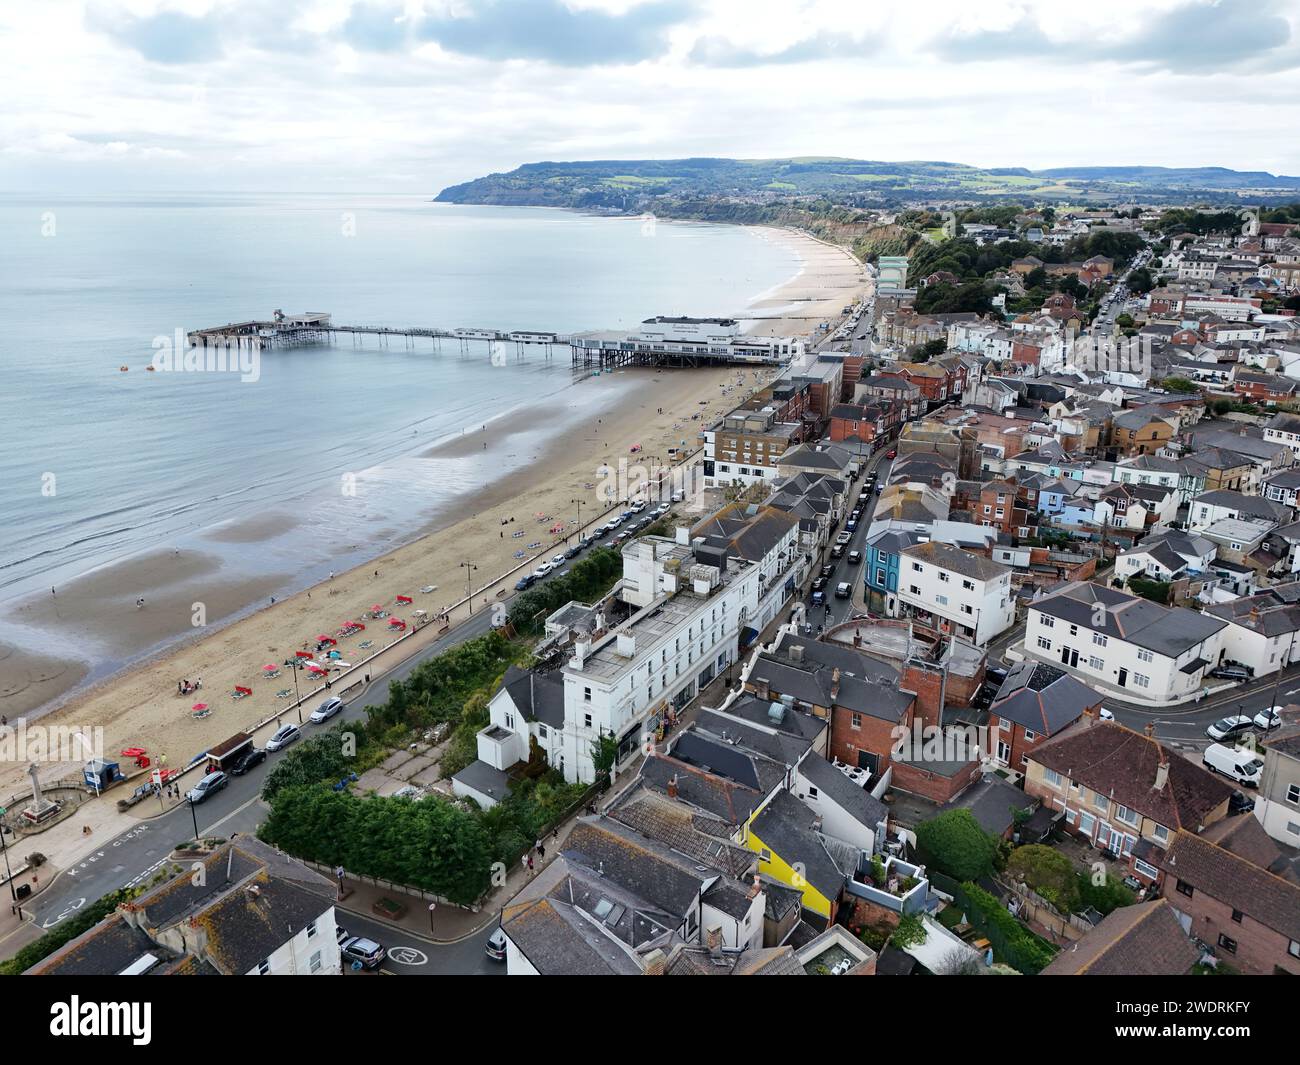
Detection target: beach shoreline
<box><xmin>0</xmin><ymin>224</ymin><xmax>863</xmax><ymax>796</ymax></box>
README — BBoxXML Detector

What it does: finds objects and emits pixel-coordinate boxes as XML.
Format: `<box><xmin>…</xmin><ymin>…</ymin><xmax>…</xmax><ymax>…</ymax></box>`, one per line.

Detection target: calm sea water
<box><xmin>0</xmin><ymin>195</ymin><xmax>798</xmax><ymax>613</ymax></box>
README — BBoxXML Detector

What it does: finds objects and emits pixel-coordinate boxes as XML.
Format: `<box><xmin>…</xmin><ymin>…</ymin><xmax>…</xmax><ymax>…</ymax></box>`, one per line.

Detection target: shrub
<box><xmin>916</xmin><ymin>809</ymin><xmax>999</xmax><ymax>882</ymax></box>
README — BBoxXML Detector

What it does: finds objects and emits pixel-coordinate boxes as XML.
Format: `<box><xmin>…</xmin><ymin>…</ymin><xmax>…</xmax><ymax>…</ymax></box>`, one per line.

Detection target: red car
<box><xmin>886</xmin><ymin>449</ymin><xmax>896</xmax><ymax>459</ymax></box>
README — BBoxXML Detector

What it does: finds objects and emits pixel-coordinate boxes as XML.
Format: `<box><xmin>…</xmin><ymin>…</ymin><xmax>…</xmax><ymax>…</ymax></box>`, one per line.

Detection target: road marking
<box><xmin>41</xmin><ymin>897</ymin><xmax>85</xmax><ymax>929</ymax></box>
<box><xmin>387</xmin><ymin>946</ymin><xmax>428</xmax><ymax>966</ymax></box>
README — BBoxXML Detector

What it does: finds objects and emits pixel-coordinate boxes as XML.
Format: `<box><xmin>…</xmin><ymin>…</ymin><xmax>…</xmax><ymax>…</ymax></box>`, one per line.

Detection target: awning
<box><xmin>1180</xmin><ymin>657</ymin><xmax>1209</xmax><ymax>674</ymax></box>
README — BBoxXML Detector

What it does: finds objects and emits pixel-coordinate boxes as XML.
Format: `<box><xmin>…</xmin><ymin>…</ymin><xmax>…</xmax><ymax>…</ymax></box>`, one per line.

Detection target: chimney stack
<box><xmin>642</xmin><ymin>949</ymin><xmax>667</xmax><ymax>976</ymax></box>
<box><xmin>705</xmin><ymin>925</ymin><xmax>723</xmax><ymax>956</ymax></box>
<box><xmin>831</xmin><ymin>667</ymin><xmax>842</xmax><ymax>703</ymax></box>
<box><xmin>667</xmin><ymin>774</ymin><xmax>679</xmax><ymax>800</ymax></box>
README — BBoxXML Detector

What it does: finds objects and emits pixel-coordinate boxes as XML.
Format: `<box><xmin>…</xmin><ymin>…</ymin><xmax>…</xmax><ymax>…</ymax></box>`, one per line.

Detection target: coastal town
<box><xmin>9</xmin><ymin>199</ymin><xmax>1300</xmax><ymax>989</ymax></box>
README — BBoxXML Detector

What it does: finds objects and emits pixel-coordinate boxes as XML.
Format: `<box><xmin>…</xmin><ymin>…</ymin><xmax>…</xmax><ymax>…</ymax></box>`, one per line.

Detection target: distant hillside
<box><xmin>435</xmin><ymin>158</ymin><xmax>1300</xmax><ymax>210</ymax></box>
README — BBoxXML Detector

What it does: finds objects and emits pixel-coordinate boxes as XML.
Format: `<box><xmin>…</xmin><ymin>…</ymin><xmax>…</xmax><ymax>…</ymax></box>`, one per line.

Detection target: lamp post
<box><xmin>461</xmin><ymin>562</ymin><xmax>478</xmax><ymax>615</ymax></box>
<box><xmin>570</xmin><ymin>497</ymin><xmax>583</xmax><ymax>541</ymax></box>
<box><xmin>187</xmin><ymin>795</ymin><xmax>200</xmax><ymax>843</ymax></box>
<box><xmin>283</xmin><ymin>658</ymin><xmax>303</xmax><ymax>723</ymax></box>
<box><xmin>0</xmin><ymin>808</ymin><xmax>17</xmax><ymax>906</ymax></box>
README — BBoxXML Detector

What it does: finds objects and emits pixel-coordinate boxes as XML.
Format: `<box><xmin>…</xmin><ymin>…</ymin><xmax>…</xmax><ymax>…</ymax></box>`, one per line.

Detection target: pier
<box><xmin>186</xmin><ymin>312</ymin><xmax>804</xmax><ymax>368</ymax></box>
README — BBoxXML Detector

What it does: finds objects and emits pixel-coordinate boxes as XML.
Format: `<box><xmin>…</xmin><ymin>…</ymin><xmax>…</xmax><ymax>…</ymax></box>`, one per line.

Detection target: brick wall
<box><xmin>1161</xmin><ymin>883</ymin><xmax>1300</xmax><ymax>976</ymax></box>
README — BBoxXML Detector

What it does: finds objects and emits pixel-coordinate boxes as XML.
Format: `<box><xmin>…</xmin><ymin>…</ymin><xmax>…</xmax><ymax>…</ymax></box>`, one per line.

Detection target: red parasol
<box><xmin>191</xmin><ymin>702</ymin><xmax>208</xmax><ymax>712</ymax></box>
<box><xmin>295</xmin><ymin>650</ymin><xmax>313</xmax><ymax>658</ymax></box>
<box><xmin>234</xmin><ymin>686</ymin><xmax>252</xmax><ymax>696</ymax></box>
<box><xmin>388</xmin><ymin>618</ymin><xmax>407</xmax><ymax>629</ymax></box>
<box><xmin>395</xmin><ymin>595</ymin><xmax>413</xmax><ymax>604</ymax></box>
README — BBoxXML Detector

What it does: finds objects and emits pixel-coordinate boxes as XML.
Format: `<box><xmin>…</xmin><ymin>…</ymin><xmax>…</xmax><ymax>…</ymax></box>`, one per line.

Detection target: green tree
<box><xmin>891</xmin><ymin>912</ymin><xmax>928</xmax><ymax>949</ymax></box>
<box><xmin>916</xmin><ymin>809</ymin><xmax>999</xmax><ymax>882</ymax></box>
<box><xmin>1006</xmin><ymin>844</ymin><xmax>1080</xmax><ymax>912</ymax></box>
<box><xmin>1160</xmin><ymin>377</ymin><xmax>1199</xmax><ymax>394</ymax></box>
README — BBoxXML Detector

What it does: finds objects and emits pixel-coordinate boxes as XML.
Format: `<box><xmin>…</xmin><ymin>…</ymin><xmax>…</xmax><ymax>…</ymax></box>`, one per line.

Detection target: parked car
<box><xmin>830</xmin><ymin>544</ymin><xmax>846</xmax><ymax>559</ymax></box>
<box><xmin>266</xmin><ymin>724</ymin><xmax>301</xmax><ymax>752</ymax></box>
<box><xmin>310</xmin><ymin>696</ymin><xmax>344</xmax><ymax>724</ymax></box>
<box><xmin>670</xmin><ymin>492</ymin><xmax>684</xmax><ymax>503</ymax></box>
<box><xmin>811</xmin><ymin>590</ymin><xmax>826</xmax><ymax>606</ymax></box>
<box><xmin>1253</xmin><ymin>705</ymin><xmax>1283</xmax><ymax>730</ymax></box>
<box><xmin>340</xmin><ymin>936</ymin><xmax>386</xmax><ymax>970</ymax></box>
<box><xmin>834</xmin><ymin>582</ymin><xmax>851</xmax><ymax>599</ymax></box>
<box><xmin>565</xmin><ymin>544</ymin><xmax>582</xmax><ymax>559</ymax></box>
<box><xmin>229</xmin><ymin>747</ymin><xmax>266</xmax><ymax>776</ymax></box>
<box><xmin>1228</xmin><ymin>790</ymin><xmax>1256</xmax><ymax>816</ymax></box>
<box><xmin>551</xmin><ymin>554</ymin><xmax>566</xmax><ymax>567</ymax></box>
<box><xmin>654</xmin><ymin>503</ymin><xmax>671</xmax><ymax>515</ymax></box>
<box><xmin>1206</xmin><ymin>714</ymin><xmax>1254</xmax><ymax>742</ymax></box>
<box><xmin>820</xmin><ymin>564</ymin><xmax>835</xmax><ymax>579</ymax></box>
<box><xmin>531</xmin><ymin>564</ymin><xmax>552</xmax><ymax>580</ymax></box>
<box><xmin>486</xmin><ymin>928</ymin><xmax>508</xmax><ymax>962</ymax></box>
<box><xmin>1208</xmin><ymin>665</ymin><xmax>1250</xmax><ymax>682</ymax></box>
<box><xmin>187</xmin><ymin>770</ymin><xmax>228</xmax><ymax>804</ymax></box>
<box><xmin>886</xmin><ymin>449</ymin><xmax>896</xmax><ymax>459</ymax></box>
<box><xmin>836</xmin><ymin>531</ymin><xmax>852</xmax><ymax>546</ymax></box>
<box><xmin>847</xmin><ymin>550</ymin><xmax>862</xmax><ymax>565</ymax></box>
<box><xmin>1098</xmin><ymin>708</ymin><xmax>1115</xmax><ymax>721</ymax></box>
<box><xmin>514</xmin><ymin>574</ymin><xmax>535</xmax><ymax>591</ymax></box>
<box><xmin>845</xmin><ymin>520</ymin><xmax>857</xmax><ymax>533</ymax></box>
<box><xmin>630</xmin><ymin>499</ymin><xmax>647</xmax><ymax>513</ymax></box>
<box><xmin>1202</xmin><ymin>742</ymin><xmax>1263</xmax><ymax>788</ymax></box>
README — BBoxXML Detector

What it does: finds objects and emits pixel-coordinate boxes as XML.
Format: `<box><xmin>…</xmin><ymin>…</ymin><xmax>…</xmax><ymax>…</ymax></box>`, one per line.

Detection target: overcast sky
<box><xmin>3</xmin><ymin>0</ymin><xmax>1298</xmax><ymax>194</ymax></box>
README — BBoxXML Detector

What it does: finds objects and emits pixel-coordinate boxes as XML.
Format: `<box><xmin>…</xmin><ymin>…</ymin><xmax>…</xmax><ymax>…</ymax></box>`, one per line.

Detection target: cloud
<box><xmin>89</xmin><ymin>9</ymin><xmax>224</xmax><ymax>64</ymax></box>
<box><xmin>688</xmin><ymin>31</ymin><xmax>873</xmax><ymax>67</ymax></box>
<box><xmin>933</xmin><ymin>0</ymin><xmax>1297</xmax><ymax>73</ymax></box>
<box><xmin>412</xmin><ymin>0</ymin><xmax>694</xmax><ymax>66</ymax></box>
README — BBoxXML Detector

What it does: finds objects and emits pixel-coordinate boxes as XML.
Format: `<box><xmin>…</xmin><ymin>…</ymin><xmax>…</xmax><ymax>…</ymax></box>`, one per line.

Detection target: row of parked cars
<box><xmin>514</xmin><ymin>500</ymin><xmax>675</xmax><ymax>592</ymax></box>
<box><xmin>186</xmin><ymin>695</ymin><xmax>348</xmax><ymax>804</ymax></box>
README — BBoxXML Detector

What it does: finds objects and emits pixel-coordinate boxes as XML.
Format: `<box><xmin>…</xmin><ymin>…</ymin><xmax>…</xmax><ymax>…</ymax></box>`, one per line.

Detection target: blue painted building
<box><xmin>864</xmin><ymin>528</ymin><xmax>923</xmax><ymax>615</ymax></box>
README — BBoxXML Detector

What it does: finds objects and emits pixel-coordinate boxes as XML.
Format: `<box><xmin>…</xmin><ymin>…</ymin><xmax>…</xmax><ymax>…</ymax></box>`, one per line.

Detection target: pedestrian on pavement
<box><xmin>527</xmin><ymin>853</ymin><xmax>534</xmax><ymax>872</ymax></box>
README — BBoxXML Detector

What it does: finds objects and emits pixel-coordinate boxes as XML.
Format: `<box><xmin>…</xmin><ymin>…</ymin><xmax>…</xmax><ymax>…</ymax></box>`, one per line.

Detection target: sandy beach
<box><xmin>0</xmin><ymin>226</ymin><xmax>863</xmax><ymax>796</ymax></box>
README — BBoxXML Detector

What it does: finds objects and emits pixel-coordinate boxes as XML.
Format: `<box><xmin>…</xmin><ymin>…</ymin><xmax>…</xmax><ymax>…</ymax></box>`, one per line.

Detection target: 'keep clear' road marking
<box><xmin>386</xmin><ymin>946</ymin><xmax>428</xmax><ymax>966</ymax></box>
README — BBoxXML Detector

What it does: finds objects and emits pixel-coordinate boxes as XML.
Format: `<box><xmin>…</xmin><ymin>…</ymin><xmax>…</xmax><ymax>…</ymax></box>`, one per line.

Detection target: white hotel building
<box><xmin>1022</xmin><ymin>582</ymin><xmax>1227</xmax><ymax>703</ymax></box>
<box><xmin>467</xmin><ymin>529</ymin><xmax>761</xmax><ymax>793</ymax></box>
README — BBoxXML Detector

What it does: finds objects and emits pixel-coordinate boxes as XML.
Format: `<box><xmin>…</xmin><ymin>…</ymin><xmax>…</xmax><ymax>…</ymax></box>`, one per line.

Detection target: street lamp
<box><xmin>0</xmin><ymin>809</ymin><xmax>17</xmax><ymax>907</ymax></box>
<box><xmin>461</xmin><ymin>561</ymin><xmax>478</xmax><ymax>615</ymax></box>
<box><xmin>283</xmin><ymin>658</ymin><xmax>303</xmax><ymax>723</ymax></box>
<box><xmin>570</xmin><ymin>497</ymin><xmax>583</xmax><ymax>540</ymax></box>
<box><xmin>187</xmin><ymin>795</ymin><xmax>201</xmax><ymax>843</ymax></box>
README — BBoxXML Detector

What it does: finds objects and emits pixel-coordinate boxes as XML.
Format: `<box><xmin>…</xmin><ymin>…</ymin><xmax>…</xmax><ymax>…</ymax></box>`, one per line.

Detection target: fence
<box><xmin>946</xmin><ymin>880</ymin><xmax>1059</xmax><ymax>975</ymax></box>
<box><xmin>998</xmin><ymin>875</ymin><xmax>1091</xmax><ymax>942</ymax></box>
<box><xmin>299</xmin><ymin>858</ymin><xmax>480</xmax><ymax>913</ymax></box>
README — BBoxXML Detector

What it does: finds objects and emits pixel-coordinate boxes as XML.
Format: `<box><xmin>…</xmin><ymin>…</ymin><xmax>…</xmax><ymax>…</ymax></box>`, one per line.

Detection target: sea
<box><xmin>0</xmin><ymin>194</ymin><xmax>799</xmax><ymax>638</ymax></box>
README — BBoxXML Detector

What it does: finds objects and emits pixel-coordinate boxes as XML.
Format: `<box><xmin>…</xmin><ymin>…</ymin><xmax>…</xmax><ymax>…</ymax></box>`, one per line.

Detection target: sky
<box><xmin>3</xmin><ymin>0</ymin><xmax>1299</xmax><ymax>194</ymax></box>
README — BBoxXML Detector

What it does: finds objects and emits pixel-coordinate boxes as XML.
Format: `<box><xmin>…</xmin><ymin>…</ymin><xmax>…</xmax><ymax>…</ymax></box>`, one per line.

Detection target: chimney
<box><xmin>1154</xmin><ymin>745</ymin><xmax>1169</xmax><ymax>791</ymax></box>
<box><xmin>1144</xmin><ymin>722</ymin><xmax>1155</xmax><ymax>738</ymax></box>
<box><xmin>667</xmin><ymin>774</ymin><xmax>679</xmax><ymax>800</ymax></box>
<box><xmin>642</xmin><ymin>949</ymin><xmax>667</xmax><ymax>976</ymax></box>
<box><xmin>705</xmin><ymin>925</ymin><xmax>723</xmax><ymax>955</ymax></box>
<box><xmin>790</xmin><ymin>645</ymin><xmax>804</xmax><ymax>664</ymax></box>
<box><xmin>749</xmin><ymin>873</ymin><xmax>761</xmax><ymax>899</ymax></box>
<box><xmin>830</xmin><ymin>667</ymin><xmax>842</xmax><ymax>703</ymax></box>
<box><xmin>754</xmin><ymin>677</ymin><xmax>770</xmax><ymax>701</ymax></box>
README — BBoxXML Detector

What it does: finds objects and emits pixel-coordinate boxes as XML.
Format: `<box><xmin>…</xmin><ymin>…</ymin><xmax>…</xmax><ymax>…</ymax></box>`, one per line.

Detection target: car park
<box><xmin>1206</xmin><ymin>714</ymin><xmax>1253</xmax><ymax>742</ymax></box>
<box><xmin>310</xmin><ymin>696</ymin><xmax>345</xmax><ymax>723</ymax></box>
<box><xmin>186</xmin><ymin>770</ymin><xmax>228</xmax><ymax>804</ymax></box>
<box><xmin>1253</xmin><ymin>706</ymin><xmax>1283</xmax><ymax>730</ymax></box>
<box><xmin>229</xmin><ymin>747</ymin><xmax>266</xmax><ymax>776</ymax></box>
<box><xmin>266</xmin><ymin>723</ymin><xmax>301</xmax><ymax>752</ymax></box>
<box><xmin>340</xmin><ymin>936</ymin><xmax>386</xmax><ymax>970</ymax></box>
<box><xmin>835</xmin><ymin>582</ymin><xmax>851</xmax><ymax>599</ymax></box>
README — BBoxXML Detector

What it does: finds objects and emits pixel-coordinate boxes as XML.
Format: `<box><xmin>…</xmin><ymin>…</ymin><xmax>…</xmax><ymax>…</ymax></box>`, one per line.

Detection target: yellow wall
<box><xmin>745</xmin><ymin>826</ymin><xmax>832</xmax><ymax>920</ymax></box>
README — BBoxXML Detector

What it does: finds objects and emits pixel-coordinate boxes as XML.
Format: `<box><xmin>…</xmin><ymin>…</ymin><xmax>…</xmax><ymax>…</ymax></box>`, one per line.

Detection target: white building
<box><xmin>1203</xmin><ymin>586</ymin><xmax>1300</xmax><ymax>680</ymax></box>
<box><xmin>1023</xmin><ymin>582</ymin><xmax>1227</xmax><ymax>703</ymax></box>
<box><xmin>896</xmin><ymin>540</ymin><xmax>1015</xmax><ymax>647</ymax></box>
<box><xmin>471</xmin><ymin>529</ymin><xmax>761</xmax><ymax>789</ymax></box>
<box><xmin>1189</xmin><ymin>489</ymin><xmax>1291</xmax><ymax>533</ymax></box>
<box><xmin>1115</xmin><ymin>530</ymin><xmax>1216</xmax><ymax>582</ymax></box>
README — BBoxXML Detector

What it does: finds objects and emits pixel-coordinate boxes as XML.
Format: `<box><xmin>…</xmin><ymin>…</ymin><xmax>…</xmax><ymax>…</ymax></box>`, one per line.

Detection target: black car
<box><xmin>229</xmin><ymin>747</ymin><xmax>266</xmax><ymax>776</ymax></box>
<box><xmin>812</xmin><ymin>576</ymin><xmax>828</xmax><ymax>592</ymax></box>
<box><xmin>830</xmin><ymin>544</ymin><xmax>845</xmax><ymax>559</ymax></box>
<box><xmin>847</xmin><ymin>550</ymin><xmax>862</xmax><ymax>565</ymax></box>
<box><xmin>820</xmin><ymin>564</ymin><xmax>835</xmax><ymax>579</ymax></box>
<box><xmin>565</xmin><ymin>544</ymin><xmax>582</xmax><ymax>559</ymax></box>
<box><xmin>1228</xmin><ymin>790</ymin><xmax>1256</xmax><ymax>816</ymax></box>
<box><xmin>514</xmin><ymin>574</ymin><xmax>535</xmax><ymax>591</ymax></box>
<box><xmin>1208</xmin><ymin>665</ymin><xmax>1250</xmax><ymax>682</ymax></box>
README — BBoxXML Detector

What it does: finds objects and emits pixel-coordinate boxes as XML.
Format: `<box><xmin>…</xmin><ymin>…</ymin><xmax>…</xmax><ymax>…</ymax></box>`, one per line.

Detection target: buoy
<box><xmin>119</xmin><ymin>365</ymin><xmax>129</xmax><ymax>372</ymax></box>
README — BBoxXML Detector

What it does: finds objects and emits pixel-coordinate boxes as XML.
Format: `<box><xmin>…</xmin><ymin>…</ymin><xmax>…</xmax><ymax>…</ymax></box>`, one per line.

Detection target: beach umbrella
<box><xmin>191</xmin><ymin>702</ymin><xmax>208</xmax><ymax>712</ymax></box>
<box><xmin>396</xmin><ymin>595</ymin><xmax>413</xmax><ymax>604</ymax></box>
<box><xmin>262</xmin><ymin>664</ymin><xmax>278</xmax><ymax>672</ymax></box>
<box><xmin>295</xmin><ymin>650</ymin><xmax>313</xmax><ymax>658</ymax></box>
<box><xmin>389</xmin><ymin>618</ymin><xmax>406</xmax><ymax>629</ymax></box>
<box><xmin>306</xmin><ymin>664</ymin><xmax>327</xmax><ymax>675</ymax></box>
<box><xmin>234</xmin><ymin>685</ymin><xmax>252</xmax><ymax>695</ymax></box>
<box><xmin>370</xmin><ymin>604</ymin><xmax>383</xmax><ymax>612</ymax></box>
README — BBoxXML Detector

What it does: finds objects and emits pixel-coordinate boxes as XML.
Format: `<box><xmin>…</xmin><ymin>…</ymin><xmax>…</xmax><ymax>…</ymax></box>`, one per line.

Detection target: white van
<box><xmin>1202</xmin><ymin>742</ymin><xmax>1263</xmax><ymax>788</ymax></box>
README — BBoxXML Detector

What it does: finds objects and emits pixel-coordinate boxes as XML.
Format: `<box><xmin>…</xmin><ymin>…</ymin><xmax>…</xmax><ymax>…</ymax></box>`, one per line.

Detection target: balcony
<box><xmin>846</xmin><ymin>854</ymin><xmax>931</xmax><ymax>915</ymax></box>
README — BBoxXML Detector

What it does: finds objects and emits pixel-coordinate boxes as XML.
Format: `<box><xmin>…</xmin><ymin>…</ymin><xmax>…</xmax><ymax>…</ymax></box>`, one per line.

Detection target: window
<box><xmin>1137</xmin><ymin>648</ymin><xmax>1154</xmax><ymax>663</ymax></box>
<box><xmin>1093</xmin><ymin>791</ymin><xmax>1108</xmax><ymax>812</ymax></box>
<box><xmin>1217</xmin><ymin>934</ymin><xmax>1238</xmax><ymax>955</ymax></box>
<box><xmin>1041</xmin><ymin>616</ymin><xmax>1055</xmax><ymax>629</ymax></box>
<box><xmin>850</xmin><ymin>712</ymin><xmax>862</xmax><ymax>730</ymax></box>
<box><xmin>1152</xmin><ymin>823</ymin><xmax>1169</xmax><ymax>843</ymax></box>
<box><xmin>962</xmin><ymin>604</ymin><xmax>973</xmax><ymax>614</ymax></box>
<box><xmin>1024</xmin><ymin>729</ymin><xmax>1037</xmax><ymax>741</ymax></box>
<box><xmin>1231</xmin><ymin>909</ymin><xmax>1244</xmax><ymax>924</ymax></box>
<box><xmin>1176</xmin><ymin>879</ymin><xmax>1194</xmax><ymax>899</ymax></box>
<box><xmin>807</xmin><ymin>786</ymin><xmax>819</xmax><ymax>799</ymax></box>
<box><xmin>583</xmin><ymin>686</ymin><xmax>592</xmax><ymax>702</ymax></box>
<box><xmin>1044</xmin><ymin>767</ymin><xmax>1063</xmax><ymax>789</ymax></box>
<box><xmin>257</xmin><ymin>959</ymin><xmax>271</xmax><ymax>975</ymax></box>
<box><xmin>309</xmin><ymin>950</ymin><xmax>322</xmax><ymax>973</ymax></box>
<box><xmin>1037</xmin><ymin>635</ymin><xmax>1052</xmax><ymax>650</ymax></box>
<box><xmin>759</xmin><ymin>848</ymin><xmax>772</xmax><ymax>863</ymax></box>
<box><xmin>936</xmin><ymin>594</ymin><xmax>949</xmax><ymax>606</ymax></box>
<box><xmin>939</xmin><ymin>571</ymin><xmax>950</xmax><ymax>582</ymax></box>
<box><xmin>909</xmin><ymin>585</ymin><xmax>921</xmax><ymax>595</ymax></box>
<box><xmin>1133</xmin><ymin>673</ymin><xmax>1150</xmax><ymax>689</ymax></box>
<box><xmin>1092</xmin><ymin>633</ymin><xmax>1107</xmax><ymax>647</ymax></box>
<box><xmin>1134</xmin><ymin>859</ymin><xmax>1159</xmax><ymax>879</ymax></box>
<box><xmin>875</xmin><ymin>568</ymin><xmax>885</xmax><ymax>585</ymax></box>
<box><xmin>963</xmin><ymin>579</ymin><xmax>975</xmax><ymax>590</ymax></box>
<box><xmin>306</xmin><ymin>921</ymin><xmax>318</xmax><ymax>940</ymax></box>
<box><xmin>1287</xmin><ymin>783</ymin><xmax>1300</xmax><ymax>806</ymax></box>
<box><xmin>1290</xmin><ymin>941</ymin><xmax>1300</xmax><ymax>960</ymax></box>
<box><xmin>583</xmin><ymin>713</ymin><xmax>592</xmax><ymax>729</ymax></box>
<box><xmin>911</xmin><ymin>562</ymin><xmax>922</xmax><ymax>572</ymax></box>
<box><xmin>1088</xmin><ymin>656</ymin><xmax>1104</xmax><ymax>670</ymax></box>
<box><xmin>1115</xmin><ymin>805</ymin><xmax>1139</xmax><ymax>828</ymax></box>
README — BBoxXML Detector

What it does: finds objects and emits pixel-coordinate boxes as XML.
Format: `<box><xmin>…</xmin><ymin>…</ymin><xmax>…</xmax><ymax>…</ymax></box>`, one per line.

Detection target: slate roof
<box><xmin>797</xmin><ymin>755</ymin><xmax>888</xmax><ymax>831</ymax></box>
<box><xmin>991</xmin><ymin>661</ymin><xmax>1101</xmax><ymax>735</ymax></box>
<box><xmin>663</xmin><ymin>943</ymin><xmax>805</xmax><ymax>975</ymax></box>
<box><xmin>607</xmin><ymin>786</ymin><xmax>755</xmax><ymax>878</ymax></box>
<box><xmin>749</xmin><ymin>634</ymin><xmax>914</xmax><ymax>724</ymax></box>
<box><xmin>1200</xmin><ymin>810</ymin><xmax>1300</xmax><ymax>882</ymax></box>
<box><xmin>452</xmin><ymin>759</ymin><xmax>513</xmax><ymax>804</ymax></box>
<box><xmin>901</xmin><ymin>539</ymin><xmax>1010</xmax><ymax>582</ymax></box>
<box><xmin>563</xmin><ymin>819</ymin><xmax>710</xmax><ymax>922</ymax></box>
<box><xmin>1194</xmin><ymin>489</ymin><xmax>1291</xmax><ymax>524</ymax></box>
<box><xmin>1157</xmin><ymin>830</ymin><xmax>1300</xmax><ymax>944</ymax></box>
<box><xmin>499</xmin><ymin>664</ymin><xmax>565</xmax><ymax>728</ymax></box>
<box><xmin>749</xmin><ymin>791</ymin><xmax>846</xmax><ymax>901</ymax></box>
<box><xmin>1204</xmin><ymin>586</ymin><xmax>1300</xmax><ymax>637</ymax></box>
<box><xmin>1030</xmin><ymin>581</ymin><xmax>1226</xmax><ymax>658</ymax></box>
<box><xmin>1028</xmin><ymin>720</ymin><xmax>1233</xmax><ymax>832</ymax></box>
<box><xmin>1040</xmin><ymin>899</ymin><xmax>1198</xmax><ymax>976</ymax></box>
<box><xmin>503</xmin><ymin>896</ymin><xmax>642</xmax><ymax>975</ymax></box>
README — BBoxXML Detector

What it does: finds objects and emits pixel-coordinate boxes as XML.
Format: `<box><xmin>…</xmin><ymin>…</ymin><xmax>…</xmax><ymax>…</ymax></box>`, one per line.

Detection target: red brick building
<box><xmin>986</xmin><ymin>661</ymin><xmax>1101</xmax><ymax>772</ymax></box>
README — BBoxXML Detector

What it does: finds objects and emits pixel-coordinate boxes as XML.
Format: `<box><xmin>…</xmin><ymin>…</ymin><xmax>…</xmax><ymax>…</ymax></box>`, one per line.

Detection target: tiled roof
<box><xmin>1040</xmin><ymin>900</ymin><xmax>1198</xmax><ymax>975</ymax></box>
